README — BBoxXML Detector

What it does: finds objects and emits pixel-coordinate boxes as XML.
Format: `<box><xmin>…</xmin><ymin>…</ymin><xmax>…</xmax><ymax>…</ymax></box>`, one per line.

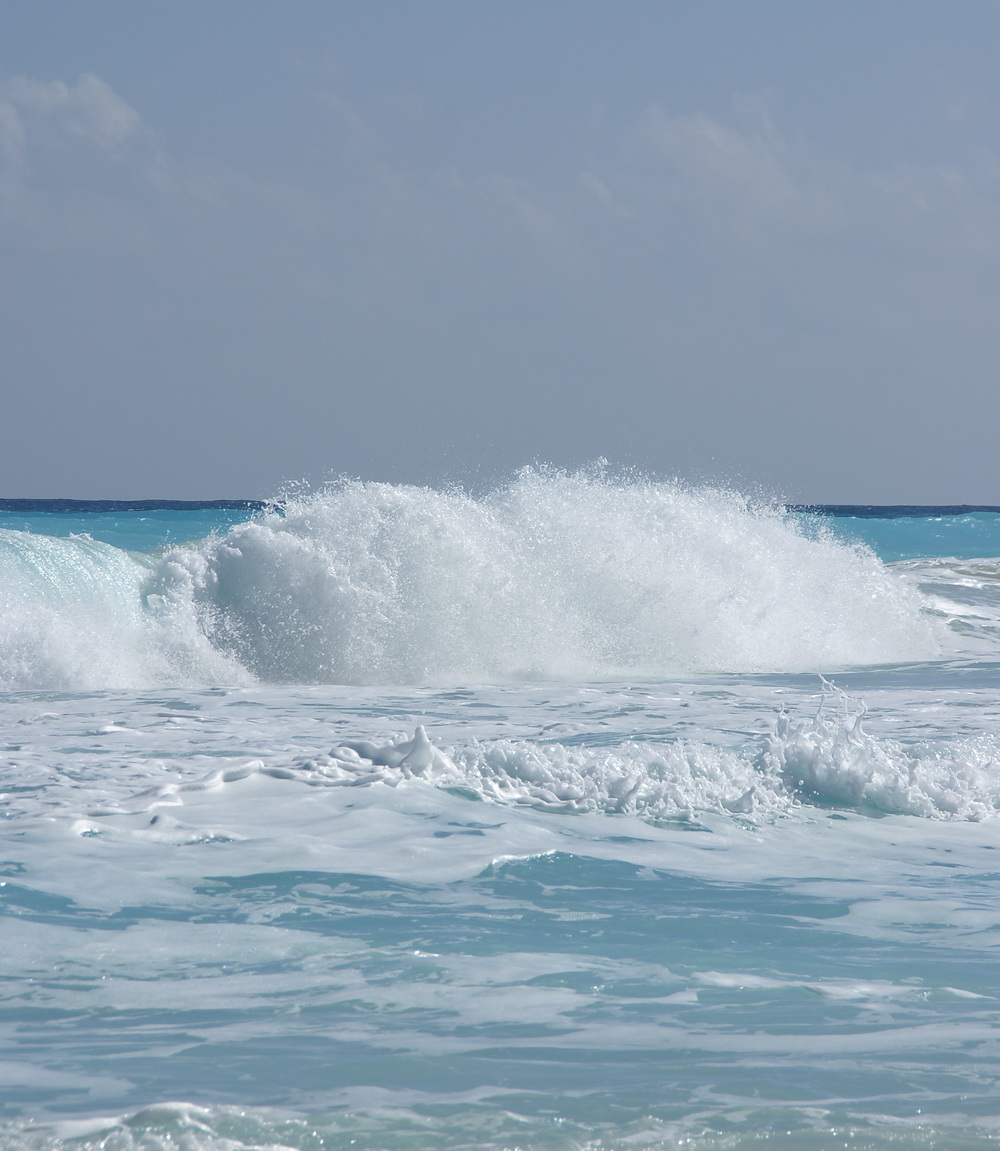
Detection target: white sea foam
<box><xmin>757</xmin><ymin>692</ymin><xmax>1000</xmax><ymax>819</ymax></box>
<box><xmin>899</xmin><ymin>555</ymin><xmax>1000</xmax><ymax>656</ymax></box>
<box><xmin>0</xmin><ymin>470</ymin><xmax>941</xmax><ymax>689</ymax></box>
<box><xmin>9</xmin><ymin>1100</ymin><xmax>1000</xmax><ymax>1151</ymax></box>
<box><xmin>87</xmin><ymin>694</ymin><xmax>1000</xmax><ymax>826</ymax></box>
<box><xmin>450</xmin><ymin>697</ymin><xmax>1000</xmax><ymax>821</ymax></box>
<box><xmin>6</xmin><ymin>672</ymin><xmax>1000</xmax><ymax>1147</ymax></box>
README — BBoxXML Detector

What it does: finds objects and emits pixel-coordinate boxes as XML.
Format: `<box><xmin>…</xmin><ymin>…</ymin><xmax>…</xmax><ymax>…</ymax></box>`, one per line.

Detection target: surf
<box><xmin>0</xmin><ymin>469</ymin><xmax>940</xmax><ymax>690</ymax></box>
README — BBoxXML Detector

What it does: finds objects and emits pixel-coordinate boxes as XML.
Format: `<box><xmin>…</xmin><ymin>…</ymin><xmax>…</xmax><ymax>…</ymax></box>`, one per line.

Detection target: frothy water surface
<box><xmin>4</xmin><ymin>479</ymin><xmax>1000</xmax><ymax>1149</ymax></box>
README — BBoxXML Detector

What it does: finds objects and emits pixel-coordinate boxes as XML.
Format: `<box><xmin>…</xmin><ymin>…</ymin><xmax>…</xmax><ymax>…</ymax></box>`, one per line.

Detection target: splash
<box><xmin>757</xmin><ymin>691</ymin><xmax>1000</xmax><ymax>820</ymax></box>
<box><xmin>98</xmin><ymin>703</ymin><xmax>1000</xmax><ymax>825</ymax></box>
<box><xmin>1</xmin><ymin>469</ymin><xmax>939</xmax><ymax>689</ymax></box>
<box><xmin>0</xmin><ymin>530</ymin><xmax>247</xmax><ymax>690</ymax></box>
<box><xmin>153</xmin><ymin>469</ymin><xmax>938</xmax><ymax>684</ymax></box>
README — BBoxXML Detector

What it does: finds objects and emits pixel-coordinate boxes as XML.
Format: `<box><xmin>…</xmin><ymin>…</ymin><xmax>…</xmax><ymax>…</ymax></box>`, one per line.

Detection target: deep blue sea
<box><xmin>4</xmin><ymin>473</ymin><xmax>1000</xmax><ymax>1151</ymax></box>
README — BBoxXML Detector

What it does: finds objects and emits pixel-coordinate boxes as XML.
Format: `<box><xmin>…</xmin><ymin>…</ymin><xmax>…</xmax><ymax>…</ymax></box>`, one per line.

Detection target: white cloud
<box><xmin>636</xmin><ymin>106</ymin><xmax>842</xmax><ymax>238</ymax></box>
<box><xmin>0</xmin><ymin>71</ymin><xmax>297</xmax><ymax>252</ymax></box>
<box><xmin>2</xmin><ymin>72</ymin><xmax>140</xmax><ymax>151</ymax></box>
<box><xmin>0</xmin><ymin>73</ymin><xmax>152</xmax><ymax>249</ymax></box>
<box><xmin>580</xmin><ymin>171</ymin><xmax>632</xmax><ymax>220</ymax></box>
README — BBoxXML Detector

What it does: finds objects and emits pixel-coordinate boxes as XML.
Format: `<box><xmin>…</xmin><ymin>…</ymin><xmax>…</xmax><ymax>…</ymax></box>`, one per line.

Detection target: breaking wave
<box><xmin>1</xmin><ymin>469</ymin><xmax>940</xmax><ymax>689</ymax></box>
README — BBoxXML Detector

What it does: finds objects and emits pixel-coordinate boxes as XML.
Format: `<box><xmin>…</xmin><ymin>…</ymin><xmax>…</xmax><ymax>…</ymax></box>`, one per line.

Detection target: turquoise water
<box><xmin>794</xmin><ymin>509</ymin><xmax>1000</xmax><ymax>563</ymax></box>
<box><xmin>0</xmin><ymin>502</ymin><xmax>265</xmax><ymax>554</ymax></box>
<box><xmin>3</xmin><ymin>478</ymin><xmax>1000</xmax><ymax>1150</ymax></box>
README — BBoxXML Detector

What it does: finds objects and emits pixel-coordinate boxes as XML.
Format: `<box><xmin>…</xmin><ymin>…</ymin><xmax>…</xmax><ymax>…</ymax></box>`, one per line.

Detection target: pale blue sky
<box><xmin>2</xmin><ymin>1</ymin><xmax>1000</xmax><ymax>500</ymax></box>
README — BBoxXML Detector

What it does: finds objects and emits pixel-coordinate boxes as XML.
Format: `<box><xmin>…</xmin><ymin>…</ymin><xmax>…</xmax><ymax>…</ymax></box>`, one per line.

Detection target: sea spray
<box><xmin>155</xmin><ymin>469</ymin><xmax>939</xmax><ymax>685</ymax></box>
<box><xmin>1</xmin><ymin>470</ymin><xmax>939</xmax><ymax>690</ymax></box>
<box><xmin>0</xmin><ymin>529</ymin><xmax>247</xmax><ymax>690</ymax></box>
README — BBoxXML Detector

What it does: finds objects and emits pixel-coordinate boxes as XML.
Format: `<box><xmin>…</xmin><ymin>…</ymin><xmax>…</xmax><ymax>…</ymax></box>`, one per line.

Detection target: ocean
<box><xmin>3</xmin><ymin>469</ymin><xmax>1000</xmax><ymax>1151</ymax></box>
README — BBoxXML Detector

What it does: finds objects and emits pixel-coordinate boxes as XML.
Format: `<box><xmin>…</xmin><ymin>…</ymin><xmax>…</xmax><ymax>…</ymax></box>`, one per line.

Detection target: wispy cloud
<box><xmin>1</xmin><ymin>72</ymin><xmax>140</xmax><ymax>157</ymax></box>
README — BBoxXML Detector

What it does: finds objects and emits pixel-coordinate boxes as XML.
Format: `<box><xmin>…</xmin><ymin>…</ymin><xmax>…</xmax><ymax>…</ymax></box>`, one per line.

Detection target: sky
<box><xmin>1</xmin><ymin>0</ymin><xmax>999</xmax><ymax>502</ymax></box>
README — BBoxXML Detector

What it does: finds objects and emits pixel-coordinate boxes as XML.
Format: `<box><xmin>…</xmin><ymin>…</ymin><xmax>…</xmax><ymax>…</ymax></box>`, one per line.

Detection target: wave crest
<box><xmin>158</xmin><ymin>469</ymin><xmax>938</xmax><ymax>685</ymax></box>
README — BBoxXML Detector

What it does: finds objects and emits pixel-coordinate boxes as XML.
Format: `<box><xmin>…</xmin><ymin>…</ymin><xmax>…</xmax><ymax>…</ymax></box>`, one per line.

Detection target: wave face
<box><xmin>1</xmin><ymin>470</ymin><xmax>939</xmax><ymax>689</ymax></box>
<box><xmin>0</xmin><ymin>531</ymin><xmax>247</xmax><ymax>691</ymax></box>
